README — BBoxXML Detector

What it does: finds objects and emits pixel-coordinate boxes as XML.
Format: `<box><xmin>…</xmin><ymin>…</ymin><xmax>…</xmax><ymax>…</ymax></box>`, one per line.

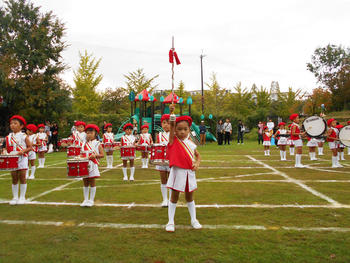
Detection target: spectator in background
<box><xmin>101</xmin><ymin>121</ymin><xmax>107</xmax><ymax>135</ymax></box>
<box><xmin>199</xmin><ymin>121</ymin><xmax>207</xmax><ymax>145</ymax></box>
<box><xmin>216</xmin><ymin>119</ymin><xmax>224</xmax><ymax>145</ymax></box>
<box><xmin>223</xmin><ymin>118</ymin><xmax>232</xmax><ymax>145</ymax></box>
<box><xmin>258</xmin><ymin>121</ymin><xmax>264</xmax><ymax>144</ymax></box>
<box><xmin>267</xmin><ymin>119</ymin><xmax>275</xmax><ymax>132</ymax></box>
<box><xmin>237</xmin><ymin>120</ymin><xmax>245</xmax><ymax>144</ymax></box>
<box><xmin>51</xmin><ymin>123</ymin><xmax>59</xmax><ymax>151</ymax></box>
<box><xmin>45</xmin><ymin>121</ymin><xmax>53</xmax><ymax>153</ymax></box>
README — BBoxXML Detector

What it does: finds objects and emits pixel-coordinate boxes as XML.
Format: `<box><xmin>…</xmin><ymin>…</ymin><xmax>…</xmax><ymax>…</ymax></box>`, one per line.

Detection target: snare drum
<box><xmin>339</xmin><ymin>125</ymin><xmax>350</xmax><ymax>147</ymax></box>
<box><xmin>150</xmin><ymin>144</ymin><xmax>168</xmax><ymax>165</ymax></box>
<box><xmin>302</xmin><ymin>116</ymin><xmax>326</xmax><ymax>138</ymax></box>
<box><xmin>67</xmin><ymin>146</ymin><xmax>81</xmax><ymax>157</ymax></box>
<box><xmin>0</xmin><ymin>155</ymin><xmax>19</xmax><ymax>171</ymax></box>
<box><xmin>67</xmin><ymin>158</ymin><xmax>89</xmax><ymax>178</ymax></box>
<box><xmin>136</xmin><ymin>145</ymin><xmax>149</xmax><ymax>152</ymax></box>
<box><xmin>120</xmin><ymin>146</ymin><xmax>135</xmax><ymax>159</ymax></box>
<box><xmin>104</xmin><ymin>142</ymin><xmax>113</xmax><ymax>151</ymax></box>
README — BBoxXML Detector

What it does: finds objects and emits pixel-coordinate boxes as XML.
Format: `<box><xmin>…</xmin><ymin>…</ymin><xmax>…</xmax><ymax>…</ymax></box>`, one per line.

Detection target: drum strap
<box><xmin>177</xmin><ymin>137</ymin><xmax>194</xmax><ymax>161</ymax></box>
<box><xmin>10</xmin><ymin>134</ymin><xmax>28</xmax><ymax>157</ymax></box>
<box><xmin>124</xmin><ymin>135</ymin><xmax>132</xmax><ymax>146</ymax></box>
<box><xmin>161</xmin><ymin>133</ymin><xmax>168</xmax><ymax>143</ymax></box>
<box><xmin>85</xmin><ymin>141</ymin><xmax>100</xmax><ymax>165</ymax></box>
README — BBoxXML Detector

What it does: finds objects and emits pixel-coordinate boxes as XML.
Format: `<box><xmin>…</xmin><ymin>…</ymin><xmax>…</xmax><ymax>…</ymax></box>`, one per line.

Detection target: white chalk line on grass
<box><xmin>246</xmin><ymin>155</ymin><xmax>342</xmax><ymax>207</ymax></box>
<box><xmin>1</xmin><ymin>200</ymin><xmax>350</xmax><ymax>209</ymax></box>
<box><xmin>1</xmin><ymin>219</ymin><xmax>350</xmax><ymax>232</ymax></box>
<box><xmin>306</xmin><ymin>165</ymin><xmax>350</xmax><ymax>174</ymax></box>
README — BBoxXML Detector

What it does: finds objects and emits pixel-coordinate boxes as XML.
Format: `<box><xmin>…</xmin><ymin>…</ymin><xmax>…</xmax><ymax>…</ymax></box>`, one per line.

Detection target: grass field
<box><xmin>1</xmin><ymin>141</ymin><xmax>350</xmax><ymax>262</ymax></box>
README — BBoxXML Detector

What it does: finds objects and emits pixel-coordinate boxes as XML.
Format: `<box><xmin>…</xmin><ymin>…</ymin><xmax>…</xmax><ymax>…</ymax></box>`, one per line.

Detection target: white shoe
<box><xmin>191</xmin><ymin>220</ymin><xmax>202</xmax><ymax>229</ymax></box>
<box><xmin>332</xmin><ymin>165</ymin><xmax>338</xmax><ymax>168</ymax></box>
<box><xmin>336</xmin><ymin>163</ymin><xmax>344</xmax><ymax>168</ymax></box>
<box><xmin>123</xmin><ymin>176</ymin><xmax>128</xmax><ymax>181</ymax></box>
<box><xmin>161</xmin><ymin>200</ymin><xmax>168</xmax><ymax>207</ymax></box>
<box><xmin>341</xmin><ymin>158</ymin><xmax>346</xmax><ymax>161</ymax></box>
<box><xmin>165</xmin><ymin>223</ymin><xmax>175</xmax><ymax>232</ymax></box>
<box><xmin>86</xmin><ymin>200</ymin><xmax>94</xmax><ymax>207</ymax></box>
<box><xmin>28</xmin><ymin>175</ymin><xmax>35</xmax><ymax>179</ymax></box>
<box><xmin>129</xmin><ymin>175</ymin><xmax>134</xmax><ymax>181</ymax></box>
<box><xmin>17</xmin><ymin>198</ymin><xmax>26</xmax><ymax>205</ymax></box>
<box><xmin>9</xmin><ymin>198</ymin><xmax>18</xmax><ymax>205</ymax></box>
<box><xmin>295</xmin><ymin>164</ymin><xmax>305</xmax><ymax>168</ymax></box>
<box><xmin>80</xmin><ymin>200</ymin><xmax>89</xmax><ymax>207</ymax></box>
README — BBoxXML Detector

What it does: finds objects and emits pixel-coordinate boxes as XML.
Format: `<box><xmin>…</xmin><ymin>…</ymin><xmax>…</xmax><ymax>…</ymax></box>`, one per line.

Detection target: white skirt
<box><xmin>17</xmin><ymin>156</ymin><xmax>28</xmax><ymax>171</ymax></box>
<box><xmin>277</xmin><ymin>138</ymin><xmax>288</xmax><ymax>145</ymax></box>
<box><xmin>38</xmin><ymin>145</ymin><xmax>47</xmax><ymax>152</ymax></box>
<box><xmin>306</xmin><ymin>140</ymin><xmax>318</xmax><ymax>147</ymax></box>
<box><xmin>87</xmin><ymin>161</ymin><xmax>100</xmax><ymax>178</ymax></box>
<box><xmin>28</xmin><ymin>151</ymin><xmax>36</xmax><ymax>160</ymax></box>
<box><xmin>288</xmin><ymin>139</ymin><xmax>294</xmax><ymax>146</ymax></box>
<box><xmin>293</xmin><ymin>139</ymin><xmax>303</xmax><ymax>147</ymax></box>
<box><xmin>329</xmin><ymin>142</ymin><xmax>338</xmax><ymax>150</ymax></box>
<box><xmin>263</xmin><ymin>141</ymin><xmax>271</xmax><ymax>146</ymax></box>
<box><xmin>167</xmin><ymin>166</ymin><xmax>197</xmax><ymax>192</ymax></box>
<box><xmin>156</xmin><ymin>165</ymin><xmax>170</xmax><ymax>172</ymax></box>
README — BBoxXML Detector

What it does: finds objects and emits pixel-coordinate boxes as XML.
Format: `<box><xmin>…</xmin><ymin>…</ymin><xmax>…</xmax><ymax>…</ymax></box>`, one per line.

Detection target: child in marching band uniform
<box><xmin>121</xmin><ymin>123</ymin><xmax>136</xmax><ymax>181</ymax></box>
<box><xmin>156</xmin><ymin>114</ymin><xmax>171</xmax><ymax>207</ymax></box>
<box><xmin>262</xmin><ymin>126</ymin><xmax>273</xmax><ymax>156</ymax></box>
<box><xmin>166</xmin><ymin>104</ymin><xmax>202</xmax><ymax>232</ymax></box>
<box><xmin>327</xmin><ymin>119</ymin><xmax>343</xmax><ymax>168</ymax></box>
<box><xmin>72</xmin><ymin>121</ymin><xmax>86</xmax><ymax>147</ymax></box>
<box><xmin>274</xmin><ymin>122</ymin><xmax>287</xmax><ymax>161</ymax></box>
<box><xmin>290</xmin><ymin>114</ymin><xmax>306</xmax><ymax>168</ymax></box>
<box><xmin>26</xmin><ymin>124</ymin><xmax>38</xmax><ymax>179</ymax></box>
<box><xmin>103</xmin><ymin>123</ymin><xmax>114</xmax><ymax>168</ymax></box>
<box><xmin>138</xmin><ymin>124</ymin><xmax>153</xmax><ymax>168</ymax></box>
<box><xmin>80</xmin><ymin>124</ymin><xmax>104</xmax><ymax>207</ymax></box>
<box><xmin>37</xmin><ymin>124</ymin><xmax>48</xmax><ymax>168</ymax></box>
<box><xmin>287</xmin><ymin>124</ymin><xmax>295</xmax><ymax>156</ymax></box>
<box><xmin>306</xmin><ymin>136</ymin><xmax>318</xmax><ymax>161</ymax></box>
<box><xmin>336</xmin><ymin>124</ymin><xmax>346</xmax><ymax>161</ymax></box>
<box><xmin>6</xmin><ymin>115</ymin><xmax>31</xmax><ymax>205</ymax></box>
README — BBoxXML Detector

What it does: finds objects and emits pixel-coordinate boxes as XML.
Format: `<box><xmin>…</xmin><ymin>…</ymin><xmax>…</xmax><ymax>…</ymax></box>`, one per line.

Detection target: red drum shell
<box><xmin>67</xmin><ymin>159</ymin><xmax>89</xmax><ymax>178</ymax></box>
<box><xmin>120</xmin><ymin>146</ymin><xmax>135</xmax><ymax>158</ymax></box>
<box><xmin>67</xmin><ymin>146</ymin><xmax>81</xmax><ymax>157</ymax></box>
<box><xmin>0</xmin><ymin>155</ymin><xmax>19</xmax><ymax>170</ymax></box>
<box><xmin>150</xmin><ymin>144</ymin><xmax>168</xmax><ymax>165</ymax></box>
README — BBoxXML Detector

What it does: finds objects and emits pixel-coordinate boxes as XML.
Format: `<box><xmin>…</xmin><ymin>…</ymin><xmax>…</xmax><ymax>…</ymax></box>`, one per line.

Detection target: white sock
<box><xmin>168</xmin><ymin>201</ymin><xmax>177</xmax><ymax>224</ymax></box>
<box><xmin>89</xmin><ymin>187</ymin><xmax>96</xmax><ymax>202</ymax></box>
<box><xmin>187</xmin><ymin>201</ymin><xmax>197</xmax><ymax>222</ymax></box>
<box><xmin>12</xmin><ymin>184</ymin><xmax>19</xmax><ymax>200</ymax></box>
<box><xmin>290</xmin><ymin>147</ymin><xmax>294</xmax><ymax>155</ymax></box>
<box><xmin>295</xmin><ymin>154</ymin><xmax>302</xmax><ymax>165</ymax></box>
<box><xmin>19</xmin><ymin>184</ymin><xmax>27</xmax><ymax>200</ymax></box>
<box><xmin>283</xmin><ymin>151</ymin><xmax>287</xmax><ymax>160</ymax></box>
<box><xmin>320</xmin><ymin>147</ymin><xmax>323</xmax><ymax>154</ymax></box>
<box><xmin>341</xmin><ymin>152</ymin><xmax>345</xmax><ymax>160</ymax></box>
<box><xmin>38</xmin><ymin>158</ymin><xmax>42</xmax><ymax>166</ymax></box>
<box><xmin>280</xmin><ymin>151</ymin><xmax>284</xmax><ymax>160</ymax></box>
<box><xmin>313</xmin><ymin>152</ymin><xmax>317</xmax><ymax>159</ymax></box>
<box><xmin>332</xmin><ymin>156</ymin><xmax>337</xmax><ymax>166</ymax></box>
<box><xmin>130</xmin><ymin>167</ymin><xmax>135</xmax><ymax>178</ymax></box>
<box><xmin>146</xmin><ymin>158</ymin><xmax>149</xmax><ymax>166</ymax></box>
<box><xmin>41</xmin><ymin>158</ymin><xmax>45</xmax><ymax>167</ymax></box>
<box><xmin>264</xmin><ymin>150</ymin><xmax>266</xmax><ymax>156</ymax></box>
<box><xmin>83</xmin><ymin>186</ymin><xmax>89</xmax><ymax>201</ymax></box>
<box><xmin>122</xmin><ymin>167</ymin><xmax>128</xmax><ymax>178</ymax></box>
<box><xmin>31</xmin><ymin>166</ymin><xmax>36</xmax><ymax>177</ymax></box>
<box><xmin>348</xmin><ymin>147</ymin><xmax>350</xmax><ymax>155</ymax></box>
<box><xmin>161</xmin><ymin>184</ymin><xmax>168</xmax><ymax>201</ymax></box>
<box><xmin>337</xmin><ymin>152</ymin><xmax>340</xmax><ymax>161</ymax></box>
<box><xmin>267</xmin><ymin>150</ymin><xmax>270</xmax><ymax>155</ymax></box>
<box><xmin>25</xmin><ymin>169</ymin><xmax>29</xmax><ymax>178</ymax></box>
<box><xmin>110</xmin><ymin>155</ymin><xmax>113</xmax><ymax>166</ymax></box>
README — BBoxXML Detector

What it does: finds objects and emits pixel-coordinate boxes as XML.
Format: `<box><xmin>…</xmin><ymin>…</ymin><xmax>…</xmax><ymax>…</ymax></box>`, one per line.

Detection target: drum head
<box><xmin>302</xmin><ymin>116</ymin><xmax>326</xmax><ymax>137</ymax></box>
<box><xmin>339</xmin><ymin>125</ymin><xmax>350</xmax><ymax>147</ymax></box>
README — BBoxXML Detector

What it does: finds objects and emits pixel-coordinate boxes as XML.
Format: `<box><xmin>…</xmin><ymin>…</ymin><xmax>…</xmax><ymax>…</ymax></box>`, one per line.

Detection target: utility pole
<box><xmin>200</xmin><ymin>52</ymin><xmax>206</xmax><ymax>114</ymax></box>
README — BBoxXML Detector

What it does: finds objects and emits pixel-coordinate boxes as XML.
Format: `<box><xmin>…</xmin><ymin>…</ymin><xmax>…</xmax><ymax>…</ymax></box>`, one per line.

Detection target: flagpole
<box><xmin>171</xmin><ymin>36</ymin><xmax>174</xmax><ymax>104</ymax></box>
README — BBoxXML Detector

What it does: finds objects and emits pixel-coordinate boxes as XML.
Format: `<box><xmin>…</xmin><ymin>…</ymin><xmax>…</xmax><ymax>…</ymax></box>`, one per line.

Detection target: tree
<box><xmin>124</xmin><ymin>68</ymin><xmax>159</xmax><ymax>94</ymax></box>
<box><xmin>100</xmin><ymin>87</ymin><xmax>129</xmax><ymax>115</ymax></box>
<box><xmin>72</xmin><ymin>50</ymin><xmax>103</xmax><ymax>114</ymax></box>
<box><xmin>0</xmin><ymin>0</ymin><xmax>70</xmax><ymax>124</ymax></box>
<box><xmin>307</xmin><ymin>44</ymin><xmax>350</xmax><ymax>110</ymax></box>
<box><xmin>204</xmin><ymin>73</ymin><xmax>227</xmax><ymax>119</ymax></box>
<box><xmin>304</xmin><ymin>88</ymin><xmax>333</xmax><ymax>115</ymax></box>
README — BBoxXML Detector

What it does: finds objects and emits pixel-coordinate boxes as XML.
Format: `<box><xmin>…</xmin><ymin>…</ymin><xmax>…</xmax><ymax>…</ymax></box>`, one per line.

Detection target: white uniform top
<box><xmin>6</xmin><ymin>131</ymin><xmax>28</xmax><ymax>170</ymax></box>
<box><xmin>37</xmin><ymin>132</ymin><xmax>48</xmax><ymax>152</ymax></box>
<box><xmin>74</xmin><ymin>131</ymin><xmax>86</xmax><ymax>146</ymax></box>
<box><xmin>140</xmin><ymin>133</ymin><xmax>151</xmax><ymax>145</ymax></box>
<box><xmin>121</xmin><ymin>135</ymin><xmax>136</xmax><ymax>146</ymax></box>
<box><xmin>103</xmin><ymin>132</ymin><xmax>114</xmax><ymax>143</ymax></box>
<box><xmin>81</xmin><ymin>139</ymin><xmax>101</xmax><ymax>178</ymax></box>
<box><xmin>28</xmin><ymin>134</ymin><xmax>38</xmax><ymax>159</ymax></box>
<box><xmin>157</xmin><ymin>131</ymin><xmax>170</xmax><ymax>146</ymax></box>
<box><xmin>277</xmin><ymin>129</ymin><xmax>288</xmax><ymax>145</ymax></box>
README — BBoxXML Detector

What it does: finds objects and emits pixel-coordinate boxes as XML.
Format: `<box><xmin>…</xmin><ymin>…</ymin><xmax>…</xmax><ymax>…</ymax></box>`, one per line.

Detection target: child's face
<box><xmin>107</xmin><ymin>126</ymin><xmax>112</xmax><ymax>132</ymax></box>
<box><xmin>142</xmin><ymin>128</ymin><xmax>149</xmax><ymax>134</ymax></box>
<box><xmin>331</xmin><ymin>120</ymin><xmax>337</xmax><ymax>127</ymax></box>
<box><xmin>39</xmin><ymin>127</ymin><xmax>45</xmax><ymax>133</ymax></box>
<box><xmin>280</xmin><ymin>125</ymin><xmax>285</xmax><ymax>129</ymax></box>
<box><xmin>26</xmin><ymin>129</ymin><xmax>33</xmax><ymax>135</ymax></box>
<box><xmin>10</xmin><ymin>120</ymin><xmax>23</xmax><ymax>133</ymax></box>
<box><xmin>86</xmin><ymin>130</ymin><xmax>96</xmax><ymax>141</ymax></box>
<box><xmin>161</xmin><ymin>120</ymin><xmax>170</xmax><ymax>132</ymax></box>
<box><xmin>125</xmin><ymin>128</ymin><xmax>132</xmax><ymax>135</ymax></box>
<box><xmin>77</xmin><ymin>125</ymin><xmax>85</xmax><ymax>132</ymax></box>
<box><xmin>294</xmin><ymin>116</ymin><xmax>300</xmax><ymax>123</ymax></box>
<box><xmin>175</xmin><ymin>121</ymin><xmax>190</xmax><ymax>140</ymax></box>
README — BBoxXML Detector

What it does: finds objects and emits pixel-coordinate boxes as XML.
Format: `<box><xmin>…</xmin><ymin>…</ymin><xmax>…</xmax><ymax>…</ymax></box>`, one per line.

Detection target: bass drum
<box><xmin>302</xmin><ymin>116</ymin><xmax>326</xmax><ymax>138</ymax></box>
<box><xmin>339</xmin><ymin>125</ymin><xmax>350</xmax><ymax>147</ymax></box>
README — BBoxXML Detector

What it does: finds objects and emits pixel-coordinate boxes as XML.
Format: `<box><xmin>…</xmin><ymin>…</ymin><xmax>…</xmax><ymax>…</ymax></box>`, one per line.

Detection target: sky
<box><xmin>22</xmin><ymin>0</ymin><xmax>350</xmax><ymax>93</ymax></box>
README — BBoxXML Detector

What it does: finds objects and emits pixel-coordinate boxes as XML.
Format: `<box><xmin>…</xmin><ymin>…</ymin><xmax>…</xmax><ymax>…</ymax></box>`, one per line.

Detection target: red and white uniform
<box><xmin>28</xmin><ymin>134</ymin><xmax>38</xmax><ymax>160</ymax></box>
<box><xmin>139</xmin><ymin>133</ymin><xmax>151</xmax><ymax>145</ymax></box>
<box><xmin>262</xmin><ymin>132</ymin><xmax>271</xmax><ymax>146</ymax></box>
<box><xmin>73</xmin><ymin>131</ymin><xmax>86</xmax><ymax>147</ymax></box>
<box><xmin>6</xmin><ymin>132</ymin><xmax>28</xmax><ymax>171</ymax></box>
<box><xmin>290</xmin><ymin>123</ymin><xmax>303</xmax><ymax>147</ymax></box>
<box><xmin>327</xmin><ymin>127</ymin><xmax>339</xmax><ymax>149</ymax></box>
<box><xmin>306</xmin><ymin>136</ymin><xmax>318</xmax><ymax>147</ymax></box>
<box><xmin>276</xmin><ymin>129</ymin><xmax>288</xmax><ymax>145</ymax></box>
<box><xmin>167</xmin><ymin>136</ymin><xmax>197</xmax><ymax>192</ymax></box>
<box><xmin>103</xmin><ymin>132</ymin><xmax>114</xmax><ymax>152</ymax></box>
<box><xmin>121</xmin><ymin>134</ymin><xmax>136</xmax><ymax>160</ymax></box>
<box><xmin>81</xmin><ymin>140</ymin><xmax>101</xmax><ymax>178</ymax></box>
<box><xmin>37</xmin><ymin>132</ymin><xmax>48</xmax><ymax>152</ymax></box>
<box><xmin>156</xmin><ymin>131</ymin><xmax>170</xmax><ymax>172</ymax></box>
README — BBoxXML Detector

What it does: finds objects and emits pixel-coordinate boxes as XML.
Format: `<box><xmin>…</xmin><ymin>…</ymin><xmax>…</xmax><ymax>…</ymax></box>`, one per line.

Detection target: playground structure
<box><xmin>114</xmin><ymin>89</ymin><xmax>217</xmax><ymax>143</ymax></box>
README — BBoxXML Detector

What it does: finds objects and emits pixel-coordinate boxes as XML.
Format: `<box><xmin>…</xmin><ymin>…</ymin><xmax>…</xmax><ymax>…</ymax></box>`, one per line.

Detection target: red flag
<box><xmin>173</xmin><ymin>51</ymin><xmax>181</xmax><ymax>65</ymax></box>
<box><xmin>169</xmin><ymin>49</ymin><xmax>174</xmax><ymax>63</ymax></box>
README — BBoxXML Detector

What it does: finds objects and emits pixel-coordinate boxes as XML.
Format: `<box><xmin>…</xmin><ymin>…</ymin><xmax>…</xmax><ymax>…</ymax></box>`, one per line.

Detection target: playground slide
<box><xmin>191</xmin><ymin>122</ymin><xmax>217</xmax><ymax>142</ymax></box>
